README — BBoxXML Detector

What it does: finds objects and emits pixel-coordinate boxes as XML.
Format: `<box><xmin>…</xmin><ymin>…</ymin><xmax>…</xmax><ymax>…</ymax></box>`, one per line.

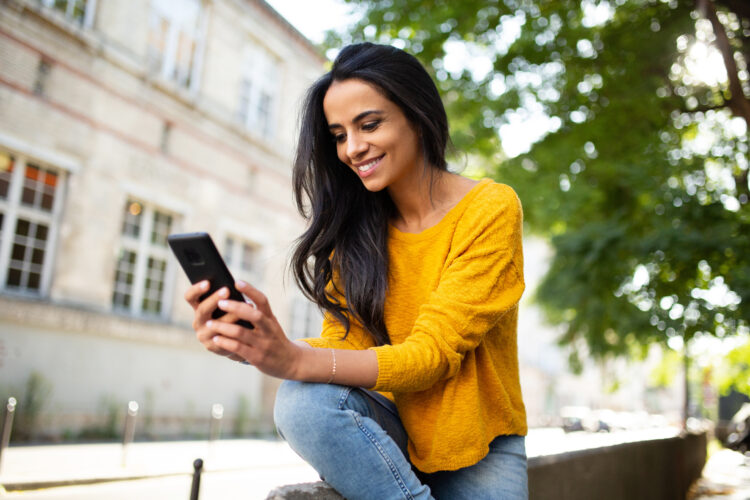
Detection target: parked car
<box><xmin>726</xmin><ymin>403</ymin><xmax>750</xmax><ymax>453</ymax></box>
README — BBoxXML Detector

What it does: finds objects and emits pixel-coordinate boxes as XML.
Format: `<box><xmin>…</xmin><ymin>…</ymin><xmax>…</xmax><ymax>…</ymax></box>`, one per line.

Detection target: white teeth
<box><xmin>358</xmin><ymin>158</ymin><xmax>380</xmax><ymax>172</ymax></box>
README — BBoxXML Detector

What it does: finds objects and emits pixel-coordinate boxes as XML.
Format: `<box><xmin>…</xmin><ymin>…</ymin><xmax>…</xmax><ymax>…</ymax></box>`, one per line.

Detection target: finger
<box><xmin>195</xmin><ymin>308</ymin><xmax>240</xmax><ymax>349</ymax></box>
<box><xmin>207</xmin><ymin>320</ymin><xmax>255</xmax><ymax>345</ymax></box>
<box><xmin>235</xmin><ymin>281</ymin><xmax>273</xmax><ymax>317</ymax></box>
<box><xmin>212</xmin><ymin>335</ymin><xmax>248</xmax><ymax>359</ymax></box>
<box><xmin>184</xmin><ymin>280</ymin><xmax>210</xmax><ymax>308</ymax></box>
<box><xmin>195</xmin><ymin>319</ymin><xmax>233</xmax><ymax>354</ymax></box>
<box><xmin>195</xmin><ymin>286</ymin><xmax>231</xmax><ymax>323</ymax></box>
<box><xmin>217</xmin><ymin>299</ymin><xmax>263</xmax><ymax>325</ymax></box>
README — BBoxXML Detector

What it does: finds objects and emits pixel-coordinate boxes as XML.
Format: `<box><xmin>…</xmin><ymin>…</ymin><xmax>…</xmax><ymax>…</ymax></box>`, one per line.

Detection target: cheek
<box><xmin>335</xmin><ymin>143</ymin><xmax>348</xmax><ymax>164</ymax></box>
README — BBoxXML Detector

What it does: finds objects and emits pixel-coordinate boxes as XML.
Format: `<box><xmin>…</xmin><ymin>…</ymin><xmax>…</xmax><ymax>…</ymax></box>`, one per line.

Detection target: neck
<box><xmin>388</xmin><ymin>168</ymin><xmax>452</xmax><ymax>232</ymax></box>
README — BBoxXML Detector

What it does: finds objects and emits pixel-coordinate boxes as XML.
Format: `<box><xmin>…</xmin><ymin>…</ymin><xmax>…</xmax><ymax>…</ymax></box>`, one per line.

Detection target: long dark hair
<box><xmin>291</xmin><ymin>43</ymin><xmax>450</xmax><ymax>346</ymax></box>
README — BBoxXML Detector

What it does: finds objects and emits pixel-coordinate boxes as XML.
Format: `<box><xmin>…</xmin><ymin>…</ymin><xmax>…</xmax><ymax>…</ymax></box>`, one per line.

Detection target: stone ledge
<box><xmin>266</xmin><ymin>432</ymin><xmax>707</xmax><ymax>500</ymax></box>
<box><xmin>266</xmin><ymin>481</ymin><xmax>344</xmax><ymax>500</ymax></box>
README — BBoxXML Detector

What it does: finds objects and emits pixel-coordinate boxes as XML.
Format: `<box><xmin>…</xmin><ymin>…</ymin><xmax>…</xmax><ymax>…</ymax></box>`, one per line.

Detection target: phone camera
<box><xmin>184</xmin><ymin>249</ymin><xmax>205</xmax><ymax>266</ymax></box>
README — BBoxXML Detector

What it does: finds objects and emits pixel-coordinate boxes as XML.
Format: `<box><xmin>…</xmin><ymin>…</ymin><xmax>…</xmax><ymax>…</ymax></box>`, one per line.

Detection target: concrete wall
<box><xmin>528</xmin><ymin>432</ymin><xmax>707</xmax><ymax>500</ymax></box>
<box><xmin>0</xmin><ymin>296</ymin><xmax>265</xmax><ymax>439</ymax></box>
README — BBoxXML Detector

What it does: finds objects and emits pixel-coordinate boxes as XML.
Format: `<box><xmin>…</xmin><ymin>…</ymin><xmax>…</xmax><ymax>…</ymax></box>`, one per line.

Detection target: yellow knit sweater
<box><xmin>302</xmin><ymin>178</ymin><xmax>527</xmax><ymax>473</ymax></box>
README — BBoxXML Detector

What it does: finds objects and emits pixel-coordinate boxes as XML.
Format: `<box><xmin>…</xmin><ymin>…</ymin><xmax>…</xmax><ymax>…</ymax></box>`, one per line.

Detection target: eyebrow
<box><xmin>328</xmin><ymin>110</ymin><xmax>384</xmax><ymax>130</ymax></box>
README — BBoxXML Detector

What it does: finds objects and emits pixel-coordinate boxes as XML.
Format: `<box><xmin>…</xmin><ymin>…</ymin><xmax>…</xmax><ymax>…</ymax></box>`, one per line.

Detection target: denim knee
<box><xmin>273</xmin><ymin>380</ymin><xmax>341</xmax><ymax>442</ymax></box>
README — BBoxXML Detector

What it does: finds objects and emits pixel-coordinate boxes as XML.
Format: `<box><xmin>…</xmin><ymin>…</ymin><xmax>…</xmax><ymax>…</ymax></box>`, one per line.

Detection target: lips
<box><xmin>355</xmin><ymin>155</ymin><xmax>384</xmax><ymax>177</ymax></box>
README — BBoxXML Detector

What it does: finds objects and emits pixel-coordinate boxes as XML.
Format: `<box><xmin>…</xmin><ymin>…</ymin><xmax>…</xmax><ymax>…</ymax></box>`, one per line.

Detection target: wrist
<box><xmin>287</xmin><ymin>341</ymin><xmax>310</xmax><ymax>381</ymax></box>
<box><xmin>287</xmin><ymin>343</ymin><xmax>336</xmax><ymax>384</ymax></box>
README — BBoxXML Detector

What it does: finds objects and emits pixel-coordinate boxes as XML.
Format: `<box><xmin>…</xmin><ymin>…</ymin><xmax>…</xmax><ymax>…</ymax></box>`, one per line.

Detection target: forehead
<box><xmin>323</xmin><ymin>79</ymin><xmax>395</xmax><ymax>123</ymax></box>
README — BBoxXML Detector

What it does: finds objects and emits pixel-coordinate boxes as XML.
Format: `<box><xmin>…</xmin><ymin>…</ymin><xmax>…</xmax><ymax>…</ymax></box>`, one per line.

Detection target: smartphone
<box><xmin>167</xmin><ymin>232</ymin><xmax>254</xmax><ymax>329</ymax></box>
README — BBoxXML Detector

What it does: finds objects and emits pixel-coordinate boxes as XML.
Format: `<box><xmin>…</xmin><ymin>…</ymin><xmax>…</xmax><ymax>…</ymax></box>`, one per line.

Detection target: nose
<box><xmin>346</xmin><ymin>133</ymin><xmax>368</xmax><ymax>160</ymax></box>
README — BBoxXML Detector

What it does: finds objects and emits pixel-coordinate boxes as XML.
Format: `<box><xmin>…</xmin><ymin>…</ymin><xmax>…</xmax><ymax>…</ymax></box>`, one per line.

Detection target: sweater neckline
<box><xmin>388</xmin><ymin>178</ymin><xmax>492</xmax><ymax>242</ymax></box>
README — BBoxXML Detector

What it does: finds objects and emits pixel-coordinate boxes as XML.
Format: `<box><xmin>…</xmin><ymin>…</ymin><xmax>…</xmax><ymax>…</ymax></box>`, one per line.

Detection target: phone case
<box><xmin>167</xmin><ymin>232</ymin><xmax>254</xmax><ymax>329</ymax></box>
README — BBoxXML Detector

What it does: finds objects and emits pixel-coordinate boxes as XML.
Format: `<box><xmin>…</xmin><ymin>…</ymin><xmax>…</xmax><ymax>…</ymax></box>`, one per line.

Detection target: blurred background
<box><xmin>0</xmin><ymin>0</ymin><xmax>747</xmax><ymax>458</ymax></box>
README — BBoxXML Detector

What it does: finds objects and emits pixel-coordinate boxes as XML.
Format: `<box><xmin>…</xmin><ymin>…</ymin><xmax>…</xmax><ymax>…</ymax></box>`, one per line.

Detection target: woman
<box><xmin>185</xmin><ymin>43</ymin><xmax>528</xmax><ymax>499</ymax></box>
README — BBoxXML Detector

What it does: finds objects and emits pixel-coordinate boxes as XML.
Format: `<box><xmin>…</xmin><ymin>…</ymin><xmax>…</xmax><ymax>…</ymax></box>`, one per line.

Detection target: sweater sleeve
<box><xmin>370</xmin><ymin>185</ymin><xmax>525</xmax><ymax>392</ymax></box>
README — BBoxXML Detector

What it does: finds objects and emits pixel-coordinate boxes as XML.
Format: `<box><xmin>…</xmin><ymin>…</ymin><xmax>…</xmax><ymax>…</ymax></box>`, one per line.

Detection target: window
<box><xmin>289</xmin><ymin>296</ymin><xmax>322</xmax><ymax>340</ymax></box>
<box><xmin>147</xmin><ymin>0</ymin><xmax>202</xmax><ymax>89</ymax></box>
<box><xmin>0</xmin><ymin>150</ymin><xmax>65</xmax><ymax>295</ymax></box>
<box><xmin>39</xmin><ymin>0</ymin><xmax>97</xmax><ymax>28</ymax></box>
<box><xmin>238</xmin><ymin>46</ymin><xmax>280</xmax><ymax>139</ymax></box>
<box><xmin>112</xmin><ymin>199</ymin><xmax>175</xmax><ymax>317</ymax></box>
<box><xmin>223</xmin><ymin>236</ymin><xmax>262</xmax><ymax>286</ymax></box>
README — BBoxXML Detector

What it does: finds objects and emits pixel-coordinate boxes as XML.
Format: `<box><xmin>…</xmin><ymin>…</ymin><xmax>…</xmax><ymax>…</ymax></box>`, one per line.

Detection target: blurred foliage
<box><xmin>232</xmin><ymin>394</ymin><xmax>251</xmax><ymax>436</ymax></box>
<box><xmin>649</xmin><ymin>347</ymin><xmax>683</xmax><ymax>388</ymax></box>
<box><xmin>77</xmin><ymin>394</ymin><xmax>121</xmax><ymax>441</ymax></box>
<box><xmin>717</xmin><ymin>338</ymin><xmax>750</xmax><ymax>394</ymax></box>
<box><xmin>12</xmin><ymin>371</ymin><xmax>52</xmax><ymax>442</ymax></box>
<box><xmin>329</xmin><ymin>0</ymin><xmax>750</xmax><ymax>374</ymax></box>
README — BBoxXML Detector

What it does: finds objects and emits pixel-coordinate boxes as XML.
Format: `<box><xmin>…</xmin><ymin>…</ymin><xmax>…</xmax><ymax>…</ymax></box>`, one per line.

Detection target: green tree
<box><xmin>717</xmin><ymin>338</ymin><xmax>750</xmax><ymax>395</ymax></box>
<box><xmin>330</xmin><ymin>0</ymin><xmax>750</xmax><ymax>405</ymax></box>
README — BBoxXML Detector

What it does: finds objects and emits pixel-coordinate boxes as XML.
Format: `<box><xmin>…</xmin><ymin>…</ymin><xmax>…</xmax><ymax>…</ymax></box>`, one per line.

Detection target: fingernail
<box><xmin>212</xmin><ymin>335</ymin><xmax>220</xmax><ymax>343</ymax></box>
<box><xmin>219</xmin><ymin>287</ymin><xmax>229</xmax><ymax>298</ymax></box>
<box><xmin>218</xmin><ymin>300</ymin><xmax>228</xmax><ymax>308</ymax></box>
<box><xmin>200</xmin><ymin>281</ymin><xmax>209</xmax><ymax>290</ymax></box>
<box><xmin>237</xmin><ymin>280</ymin><xmax>248</xmax><ymax>288</ymax></box>
<box><xmin>206</xmin><ymin>320</ymin><xmax>213</xmax><ymax>328</ymax></box>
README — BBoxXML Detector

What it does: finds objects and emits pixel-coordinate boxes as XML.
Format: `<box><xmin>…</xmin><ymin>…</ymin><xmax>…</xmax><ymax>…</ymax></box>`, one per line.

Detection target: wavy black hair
<box><xmin>291</xmin><ymin>43</ymin><xmax>450</xmax><ymax>346</ymax></box>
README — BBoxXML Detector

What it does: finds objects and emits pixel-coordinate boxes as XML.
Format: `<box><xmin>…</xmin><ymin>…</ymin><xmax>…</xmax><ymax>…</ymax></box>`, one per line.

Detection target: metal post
<box><xmin>0</xmin><ymin>397</ymin><xmax>17</xmax><ymax>474</ymax></box>
<box><xmin>209</xmin><ymin>403</ymin><xmax>223</xmax><ymax>442</ymax></box>
<box><xmin>189</xmin><ymin>458</ymin><xmax>203</xmax><ymax>500</ymax></box>
<box><xmin>121</xmin><ymin>401</ymin><xmax>139</xmax><ymax>467</ymax></box>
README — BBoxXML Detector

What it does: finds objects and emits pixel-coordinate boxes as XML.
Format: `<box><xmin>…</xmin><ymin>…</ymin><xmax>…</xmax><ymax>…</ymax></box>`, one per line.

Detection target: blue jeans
<box><xmin>274</xmin><ymin>381</ymin><xmax>528</xmax><ymax>500</ymax></box>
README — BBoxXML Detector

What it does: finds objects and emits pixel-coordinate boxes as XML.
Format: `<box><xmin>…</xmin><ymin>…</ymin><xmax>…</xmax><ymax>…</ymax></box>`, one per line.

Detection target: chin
<box><xmin>360</xmin><ymin>178</ymin><xmax>388</xmax><ymax>193</ymax></box>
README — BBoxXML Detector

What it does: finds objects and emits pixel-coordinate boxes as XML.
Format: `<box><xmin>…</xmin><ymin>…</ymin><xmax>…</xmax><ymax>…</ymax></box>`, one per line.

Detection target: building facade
<box><xmin>0</xmin><ymin>0</ymin><xmax>325</xmax><ymax>440</ymax></box>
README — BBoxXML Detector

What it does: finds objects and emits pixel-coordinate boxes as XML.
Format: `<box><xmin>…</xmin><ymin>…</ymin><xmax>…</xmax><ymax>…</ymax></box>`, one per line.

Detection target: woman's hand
<box><xmin>204</xmin><ymin>281</ymin><xmax>304</xmax><ymax>379</ymax></box>
<box><xmin>185</xmin><ymin>280</ymin><xmax>246</xmax><ymax>362</ymax></box>
<box><xmin>186</xmin><ymin>280</ymin><xmax>378</xmax><ymax>386</ymax></box>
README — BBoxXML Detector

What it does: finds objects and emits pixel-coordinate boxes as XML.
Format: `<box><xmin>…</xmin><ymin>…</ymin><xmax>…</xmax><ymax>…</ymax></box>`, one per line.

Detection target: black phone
<box><xmin>167</xmin><ymin>232</ymin><xmax>254</xmax><ymax>329</ymax></box>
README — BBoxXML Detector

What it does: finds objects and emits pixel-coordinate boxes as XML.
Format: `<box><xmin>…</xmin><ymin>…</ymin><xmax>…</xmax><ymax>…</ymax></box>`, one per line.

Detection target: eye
<box><xmin>331</xmin><ymin>132</ymin><xmax>346</xmax><ymax>144</ymax></box>
<box><xmin>362</xmin><ymin>120</ymin><xmax>380</xmax><ymax>132</ymax></box>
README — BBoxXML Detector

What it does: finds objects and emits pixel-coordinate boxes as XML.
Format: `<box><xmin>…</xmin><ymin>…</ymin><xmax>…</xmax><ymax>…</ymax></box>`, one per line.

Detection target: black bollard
<box><xmin>0</xmin><ymin>397</ymin><xmax>17</xmax><ymax>473</ymax></box>
<box><xmin>190</xmin><ymin>458</ymin><xmax>203</xmax><ymax>500</ymax></box>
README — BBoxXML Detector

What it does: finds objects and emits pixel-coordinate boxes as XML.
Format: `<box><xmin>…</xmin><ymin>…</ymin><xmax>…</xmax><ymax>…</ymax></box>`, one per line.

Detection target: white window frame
<box><xmin>223</xmin><ymin>235</ymin><xmax>264</xmax><ymax>287</ymax></box>
<box><xmin>40</xmin><ymin>0</ymin><xmax>98</xmax><ymax>28</ymax></box>
<box><xmin>238</xmin><ymin>45</ymin><xmax>281</xmax><ymax>140</ymax></box>
<box><xmin>146</xmin><ymin>0</ymin><xmax>206</xmax><ymax>92</ymax></box>
<box><xmin>289</xmin><ymin>295</ymin><xmax>322</xmax><ymax>340</ymax></box>
<box><xmin>0</xmin><ymin>151</ymin><xmax>67</xmax><ymax>297</ymax></box>
<box><xmin>112</xmin><ymin>198</ymin><xmax>178</xmax><ymax>319</ymax></box>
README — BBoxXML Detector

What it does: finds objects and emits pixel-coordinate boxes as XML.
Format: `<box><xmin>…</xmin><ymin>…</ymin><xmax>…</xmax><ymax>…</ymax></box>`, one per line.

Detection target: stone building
<box><xmin>0</xmin><ymin>0</ymin><xmax>325</xmax><ymax>439</ymax></box>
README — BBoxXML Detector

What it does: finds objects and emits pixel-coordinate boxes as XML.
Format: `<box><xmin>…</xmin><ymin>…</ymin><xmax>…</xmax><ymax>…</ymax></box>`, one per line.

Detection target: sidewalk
<box><xmin>690</xmin><ymin>448</ymin><xmax>750</xmax><ymax>500</ymax></box>
<box><xmin>0</xmin><ymin>438</ymin><xmax>318</xmax><ymax>494</ymax></box>
<box><xmin>0</xmin><ymin>427</ymin><xmax>677</xmax><ymax>492</ymax></box>
<box><xmin>1</xmin><ymin>430</ymin><xmax>747</xmax><ymax>499</ymax></box>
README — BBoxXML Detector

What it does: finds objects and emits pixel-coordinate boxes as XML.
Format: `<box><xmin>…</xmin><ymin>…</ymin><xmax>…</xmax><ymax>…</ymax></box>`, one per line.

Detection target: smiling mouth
<box><xmin>357</xmin><ymin>156</ymin><xmax>383</xmax><ymax>173</ymax></box>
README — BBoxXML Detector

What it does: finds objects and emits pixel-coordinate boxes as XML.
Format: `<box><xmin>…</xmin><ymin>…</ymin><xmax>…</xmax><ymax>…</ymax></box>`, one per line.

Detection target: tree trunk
<box><xmin>697</xmin><ymin>0</ymin><xmax>750</xmax><ymax>203</ymax></box>
<box><xmin>683</xmin><ymin>341</ymin><xmax>690</xmax><ymax>431</ymax></box>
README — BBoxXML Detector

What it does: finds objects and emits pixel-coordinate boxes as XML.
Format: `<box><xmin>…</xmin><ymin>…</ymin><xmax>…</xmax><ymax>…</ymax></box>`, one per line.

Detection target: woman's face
<box><xmin>323</xmin><ymin>78</ymin><xmax>423</xmax><ymax>193</ymax></box>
